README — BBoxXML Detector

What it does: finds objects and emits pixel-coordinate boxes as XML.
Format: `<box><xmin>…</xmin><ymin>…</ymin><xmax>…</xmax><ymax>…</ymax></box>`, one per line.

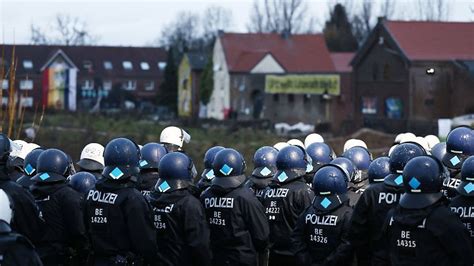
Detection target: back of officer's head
<box><xmin>368</xmin><ymin>156</ymin><xmax>391</xmax><ymax>184</ymax></box>
<box><xmin>312</xmin><ymin>164</ymin><xmax>349</xmax><ymax>195</ymax></box>
<box><xmin>139</xmin><ymin>142</ymin><xmax>167</xmax><ymax>171</ymax></box>
<box><xmin>103</xmin><ymin>138</ymin><xmax>140</xmax><ymax>180</ymax></box>
<box><xmin>69</xmin><ymin>172</ymin><xmax>97</xmax><ymax>194</ymax></box>
<box><xmin>252</xmin><ymin>146</ymin><xmax>278</xmax><ymax>178</ymax></box>
<box><xmin>458</xmin><ymin>156</ymin><xmax>474</xmax><ymax>196</ymax></box>
<box><xmin>342</xmin><ymin>146</ymin><xmax>372</xmax><ymax>171</ymax></box>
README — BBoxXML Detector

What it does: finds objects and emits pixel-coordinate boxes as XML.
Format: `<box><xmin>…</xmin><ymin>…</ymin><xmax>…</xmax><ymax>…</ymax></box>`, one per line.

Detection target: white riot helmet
<box><xmin>16</xmin><ymin>143</ymin><xmax>40</xmax><ymax>161</ymax></box>
<box><xmin>77</xmin><ymin>143</ymin><xmax>105</xmax><ymax>171</ymax></box>
<box><xmin>414</xmin><ymin>136</ymin><xmax>430</xmax><ymax>153</ymax></box>
<box><xmin>9</xmin><ymin>140</ymin><xmax>27</xmax><ymax>158</ymax></box>
<box><xmin>399</xmin><ymin>133</ymin><xmax>417</xmax><ymax>143</ymax></box>
<box><xmin>304</xmin><ymin>133</ymin><xmax>324</xmax><ymax>148</ymax></box>
<box><xmin>287</xmin><ymin>139</ymin><xmax>305</xmax><ymax>149</ymax></box>
<box><xmin>344</xmin><ymin>139</ymin><xmax>368</xmax><ymax>153</ymax></box>
<box><xmin>424</xmin><ymin>135</ymin><xmax>440</xmax><ymax>150</ymax></box>
<box><xmin>273</xmin><ymin>142</ymin><xmax>289</xmax><ymax>151</ymax></box>
<box><xmin>0</xmin><ymin>189</ymin><xmax>12</xmax><ymax>224</ymax></box>
<box><xmin>394</xmin><ymin>133</ymin><xmax>405</xmax><ymax>144</ymax></box>
<box><xmin>160</xmin><ymin>126</ymin><xmax>191</xmax><ymax>149</ymax></box>
<box><xmin>388</xmin><ymin>144</ymin><xmax>398</xmax><ymax>157</ymax></box>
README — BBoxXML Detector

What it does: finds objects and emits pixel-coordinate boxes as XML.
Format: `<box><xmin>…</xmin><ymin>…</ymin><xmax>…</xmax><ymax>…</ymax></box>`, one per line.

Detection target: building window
<box><xmin>20</xmin><ymin>97</ymin><xmax>33</xmax><ymax>107</ymax></box>
<box><xmin>288</xmin><ymin>94</ymin><xmax>294</xmax><ymax>103</ymax></box>
<box><xmin>273</xmin><ymin>94</ymin><xmax>279</xmax><ymax>102</ymax></box>
<box><xmin>83</xmin><ymin>60</ymin><xmax>93</xmax><ymax>70</ymax></box>
<box><xmin>1</xmin><ymin>80</ymin><xmax>8</xmax><ymax>90</ymax></box>
<box><xmin>144</xmin><ymin>81</ymin><xmax>154</xmax><ymax>91</ymax></box>
<box><xmin>383</xmin><ymin>64</ymin><xmax>390</xmax><ymax>80</ymax></box>
<box><xmin>362</xmin><ymin>97</ymin><xmax>377</xmax><ymax>114</ymax></box>
<box><xmin>385</xmin><ymin>97</ymin><xmax>403</xmax><ymax>119</ymax></box>
<box><xmin>103</xmin><ymin>80</ymin><xmax>112</xmax><ymax>91</ymax></box>
<box><xmin>19</xmin><ymin>80</ymin><xmax>33</xmax><ymax>90</ymax></box>
<box><xmin>123</xmin><ymin>80</ymin><xmax>137</xmax><ymax>91</ymax></box>
<box><xmin>158</xmin><ymin>62</ymin><xmax>167</xmax><ymax>70</ymax></box>
<box><xmin>82</xmin><ymin>80</ymin><xmax>94</xmax><ymax>90</ymax></box>
<box><xmin>140</xmin><ymin>62</ymin><xmax>150</xmax><ymax>70</ymax></box>
<box><xmin>23</xmin><ymin>60</ymin><xmax>33</xmax><ymax>69</ymax></box>
<box><xmin>104</xmin><ymin>61</ymin><xmax>113</xmax><ymax>70</ymax></box>
<box><xmin>123</xmin><ymin>61</ymin><xmax>133</xmax><ymax>70</ymax></box>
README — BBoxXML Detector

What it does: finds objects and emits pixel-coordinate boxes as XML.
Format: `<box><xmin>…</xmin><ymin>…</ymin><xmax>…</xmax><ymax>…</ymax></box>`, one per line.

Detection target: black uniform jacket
<box><xmin>449</xmin><ymin>195</ymin><xmax>474</xmax><ymax>248</ymax></box>
<box><xmin>0</xmin><ymin>220</ymin><xmax>43</xmax><ymax>266</ymax></box>
<box><xmin>201</xmin><ymin>184</ymin><xmax>270</xmax><ymax>266</ymax></box>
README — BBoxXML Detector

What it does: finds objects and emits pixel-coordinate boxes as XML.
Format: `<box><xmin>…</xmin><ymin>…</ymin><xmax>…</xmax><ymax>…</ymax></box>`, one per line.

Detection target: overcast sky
<box><xmin>1</xmin><ymin>0</ymin><xmax>473</xmax><ymax>46</ymax></box>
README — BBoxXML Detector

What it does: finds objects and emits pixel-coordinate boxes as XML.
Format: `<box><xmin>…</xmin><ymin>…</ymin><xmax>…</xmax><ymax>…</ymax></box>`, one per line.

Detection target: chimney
<box><xmin>217</xmin><ymin>30</ymin><xmax>225</xmax><ymax>37</ymax></box>
<box><xmin>281</xmin><ymin>29</ymin><xmax>291</xmax><ymax>39</ymax></box>
<box><xmin>377</xmin><ymin>16</ymin><xmax>386</xmax><ymax>24</ymax></box>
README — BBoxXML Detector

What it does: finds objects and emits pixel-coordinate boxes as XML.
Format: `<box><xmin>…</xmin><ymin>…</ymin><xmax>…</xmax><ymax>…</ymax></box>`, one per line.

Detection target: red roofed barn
<box><xmin>351</xmin><ymin>18</ymin><xmax>474</xmax><ymax>134</ymax></box>
<box><xmin>207</xmin><ymin>32</ymin><xmax>353</xmax><ymax>132</ymax></box>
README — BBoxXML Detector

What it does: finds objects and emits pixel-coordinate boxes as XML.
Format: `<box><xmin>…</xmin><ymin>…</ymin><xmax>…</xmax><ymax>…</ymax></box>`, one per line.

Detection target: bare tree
<box><xmin>30</xmin><ymin>14</ymin><xmax>98</xmax><ymax>45</ymax></box>
<box><xmin>158</xmin><ymin>12</ymin><xmax>201</xmax><ymax>54</ymax></box>
<box><xmin>380</xmin><ymin>0</ymin><xmax>396</xmax><ymax>19</ymax></box>
<box><xmin>247</xmin><ymin>0</ymin><xmax>314</xmax><ymax>34</ymax></box>
<box><xmin>416</xmin><ymin>0</ymin><xmax>449</xmax><ymax>21</ymax></box>
<box><xmin>361</xmin><ymin>0</ymin><xmax>373</xmax><ymax>34</ymax></box>
<box><xmin>202</xmin><ymin>6</ymin><xmax>232</xmax><ymax>42</ymax></box>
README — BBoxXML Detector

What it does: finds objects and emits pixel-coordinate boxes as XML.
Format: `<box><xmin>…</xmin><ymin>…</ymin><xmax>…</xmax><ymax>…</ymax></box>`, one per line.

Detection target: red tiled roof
<box><xmin>220</xmin><ymin>33</ymin><xmax>335</xmax><ymax>73</ymax></box>
<box><xmin>330</xmin><ymin>53</ymin><xmax>354</xmax><ymax>72</ymax></box>
<box><xmin>385</xmin><ymin>21</ymin><xmax>474</xmax><ymax>61</ymax></box>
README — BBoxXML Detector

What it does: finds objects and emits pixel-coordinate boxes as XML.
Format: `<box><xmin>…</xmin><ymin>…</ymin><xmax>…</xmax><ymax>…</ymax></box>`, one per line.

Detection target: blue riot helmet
<box><xmin>457</xmin><ymin>156</ymin><xmax>474</xmax><ymax>196</ymax></box>
<box><xmin>16</xmin><ymin>148</ymin><xmax>44</xmax><ymax>189</ymax></box>
<box><xmin>399</xmin><ymin>156</ymin><xmax>444</xmax><ymax>209</ymax></box>
<box><xmin>312</xmin><ymin>164</ymin><xmax>349</xmax><ymax>211</ymax></box>
<box><xmin>368</xmin><ymin>157</ymin><xmax>391</xmax><ymax>184</ymax></box>
<box><xmin>431</xmin><ymin>142</ymin><xmax>447</xmax><ymax>162</ymax></box>
<box><xmin>102</xmin><ymin>138</ymin><xmax>140</xmax><ymax>180</ymax></box>
<box><xmin>139</xmin><ymin>142</ymin><xmax>167</xmax><ymax>170</ymax></box>
<box><xmin>330</xmin><ymin>157</ymin><xmax>357</xmax><ymax>182</ymax></box>
<box><xmin>384</xmin><ymin>142</ymin><xmax>426</xmax><ymax>187</ymax></box>
<box><xmin>154</xmin><ymin>152</ymin><xmax>194</xmax><ymax>193</ymax></box>
<box><xmin>211</xmin><ymin>148</ymin><xmax>246</xmax><ymax>188</ymax></box>
<box><xmin>201</xmin><ymin>146</ymin><xmax>225</xmax><ymax>181</ymax></box>
<box><xmin>69</xmin><ymin>172</ymin><xmax>97</xmax><ymax>194</ymax></box>
<box><xmin>442</xmin><ymin>126</ymin><xmax>474</xmax><ymax>169</ymax></box>
<box><xmin>342</xmin><ymin>146</ymin><xmax>372</xmax><ymax>171</ymax></box>
<box><xmin>31</xmin><ymin>149</ymin><xmax>69</xmax><ymax>183</ymax></box>
<box><xmin>252</xmin><ymin>146</ymin><xmax>278</xmax><ymax>179</ymax></box>
<box><xmin>274</xmin><ymin>145</ymin><xmax>309</xmax><ymax>184</ymax></box>
<box><xmin>306</xmin><ymin>142</ymin><xmax>335</xmax><ymax>172</ymax></box>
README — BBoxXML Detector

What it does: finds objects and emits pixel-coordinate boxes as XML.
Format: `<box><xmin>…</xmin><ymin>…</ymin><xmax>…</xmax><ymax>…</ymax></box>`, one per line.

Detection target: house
<box><xmin>177</xmin><ymin>52</ymin><xmax>208</xmax><ymax>119</ymax></box>
<box><xmin>207</xmin><ymin>32</ymin><xmax>352</xmax><ymax>133</ymax></box>
<box><xmin>351</xmin><ymin>19</ymin><xmax>474</xmax><ymax>134</ymax></box>
<box><xmin>0</xmin><ymin>45</ymin><xmax>167</xmax><ymax>111</ymax></box>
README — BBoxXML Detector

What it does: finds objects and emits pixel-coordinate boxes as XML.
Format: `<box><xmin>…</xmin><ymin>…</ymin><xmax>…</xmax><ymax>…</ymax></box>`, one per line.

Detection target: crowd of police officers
<box><xmin>0</xmin><ymin>124</ymin><xmax>473</xmax><ymax>266</ymax></box>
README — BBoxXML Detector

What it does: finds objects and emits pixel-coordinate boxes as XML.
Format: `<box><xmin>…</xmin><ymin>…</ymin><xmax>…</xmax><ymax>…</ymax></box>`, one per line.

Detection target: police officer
<box><xmin>348</xmin><ymin>142</ymin><xmax>426</xmax><ymax>266</ymax></box>
<box><xmin>0</xmin><ymin>134</ymin><xmax>43</xmax><ymax>246</ymax></box>
<box><xmin>148</xmin><ymin>152</ymin><xmax>211</xmax><ymax>266</ymax></box>
<box><xmin>30</xmin><ymin>148</ymin><xmax>88</xmax><ymax>264</ymax></box>
<box><xmin>69</xmin><ymin>171</ymin><xmax>97</xmax><ymax>195</ymax></box>
<box><xmin>201</xmin><ymin>148</ymin><xmax>269</xmax><ymax>266</ymax></box>
<box><xmin>245</xmin><ymin>146</ymin><xmax>278</xmax><ymax>200</ymax></box>
<box><xmin>83</xmin><ymin>138</ymin><xmax>158</xmax><ymax>265</ymax></box>
<box><xmin>383</xmin><ymin>156</ymin><xmax>473</xmax><ymax>265</ymax></box>
<box><xmin>367</xmin><ymin>156</ymin><xmax>391</xmax><ymax>184</ymax></box>
<box><xmin>442</xmin><ymin>126</ymin><xmax>474</xmax><ymax>198</ymax></box>
<box><xmin>160</xmin><ymin>126</ymin><xmax>191</xmax><ymax>152</ymax></box>
<box><xmin>449</xmin><ymin>156</ymin><xmax>474</xmax><ymax>248</ymax></box>
<box><xmin>261</xmin><ymin>145</ymin><xmax>314</xmax><ymax>266</ymax></box>
<box><xmin>7</xmin><ymin>141</ymin><xmax>39</xmax><ymax>182</ymax></box>
<box><xmin>17</xmin><ymin>148</ymin><xmax>44</xmax><ymax>190</ymax></box>
<box><xmin>291</xmin><ymin>164</ymin><xmax>353</xmax><ymax>265</ymax></box>
<box><xmin>0</xmin><ymin>189</ymin><xmax>42</xmax><ymax>265</ymax></box>
<box><xmin>138</xmin><ymin>142</ymin><xmax>167</xmax><ymax>196</ymax></box>
<box><xmin>76</xmin><ymin>143</ymin><xmax>105</xmax><ymax>179</ymax></box>
<box><xmin>196</xmin><ymin>146</ymin><xmax>224</xmax><ymax>194</ymax></box>
<box><xmin>431</xmin><ymin>142</ymin><xmax>447</xmax><ymax>162</ymax></box>
<box><xmin>304</xmin><ymin>142</ymin><xmax>335</xmax><ymax>185</ymax></box>
<box><xmin>342</xmin><ymin>146</ymin><xmax>372</xmax><ymax>205</ymax></box>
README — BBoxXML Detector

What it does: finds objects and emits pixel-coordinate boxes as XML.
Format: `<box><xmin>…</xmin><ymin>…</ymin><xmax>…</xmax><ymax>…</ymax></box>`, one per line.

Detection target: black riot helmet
<box><xmin>201</xmin><ymin>146</ymin><xmax>225</xmax><ymax>181</ymax></box>
<box><xmin>399</xmin><ymin>156</ymin><xmax>444</xmax><ymax>209</ymax></box>
<box><xmin>102</xmin><ymin>138</ymin><xmax>140</xmax><ymax>180</ymax></box>
<box><xmin>211</xmin><ymin>148</ymin><xmax>246</xmax><ymax>189</ymax></box>
<box><xmin>312</xmin><ymin>164</ymin><xmax>349</xmax><ymax>211</ymax></box>
<box><xmin>139</xmin><ymin>142</ymin><xmax>167</xmax><ymax>170</ymax></box>
<box><xmin>69</xmin><ymin>172</ymin><xmax>97</xmax><ymax>194</ymax></box>
<box><xmin>368</xmin><ymin>156</ymin><xmax>391</xmax><ymax>184</ymax></box>
<box><xmin>384</xmin><ymin>142</ymin><xmax>426</xmax><ymax>187</ymax></box>
<box><xmin>252</xmin><ymin>146</ymin><xmax>278</xmax><ymax>179</ymax></box>
<box><xmin>154</xmin><ymin>152</ymin><xmax>194</xmax><ymax>193</ymax></box>
<box><xmin>31</xmin><ymin>149</ymin><xmax>70</xmax><ymax>183</ymax></box>
<box><xmin>458</xmin><ymin>156</ymin><xmax>474</xmax><ymax>196</ymax></box>
<box><xmin>443</xmin><ymin>126</ymin><xmax>474</xmax><ymax>170</ymax></box>
<box><xmin>274</xmin><ymin>145</ymin><xmax>309</xmax><ymax>184</ymax></box>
